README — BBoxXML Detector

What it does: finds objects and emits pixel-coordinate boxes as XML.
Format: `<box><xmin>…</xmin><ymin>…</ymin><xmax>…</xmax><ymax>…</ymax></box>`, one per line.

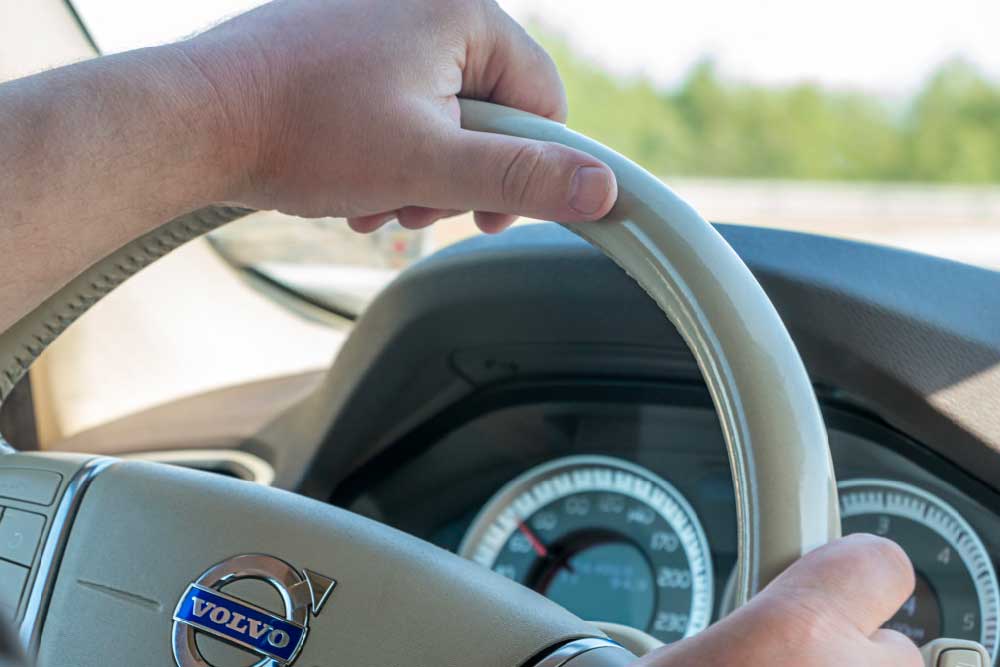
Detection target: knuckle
<box><xmin>529</xmin><ymin>46</ymin><xmax>568</xmax><ymax>120</ymax></box>
<box><xmin>473</xmin><ymin>0</ymin><xmax>504</xmax><ymax>22</ymax></box>
<box><xmin>748</xmin><ymin>595</ymin><xmax>839</xmax><ymax>652</ymax></box>
<box><xmin>876</xmin><ymin>536</ymin><xmax>911</xmax><ymax>569</ymax></box>
<box><xmin>900</xmin><ymin>641</ymin><xmax>924</xmax><ymax>667</ymax></box>
<box><xmin>437</xmin><ymin>0</ymin><xmax>485</xmax><ymax>23</ymax></box>
<box><xmin>500</xmin><ymin>143</ymin><xmax>548</xmax><ymax>209</ymax></box>
<box><xmin>778</xmin><ymin>599</ymin><xmax>838</xmax><ymax>647</ymax></box>
<box><xmin>851</xmin><ymin>534</ymin><xmax>914</xmax><ymax>584</ymax></box>
<box><xmin>886</xmin><ymin>632</ymin><xmax>924</xmax><ymax>667</ymax></box>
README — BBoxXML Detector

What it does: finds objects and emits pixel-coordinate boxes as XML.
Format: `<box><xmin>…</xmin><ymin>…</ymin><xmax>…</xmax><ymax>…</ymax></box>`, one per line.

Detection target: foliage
<box><xmin>537</xmin><ymin>30</ymin><xmax>1000</xmax><ymax>183</ymax></box>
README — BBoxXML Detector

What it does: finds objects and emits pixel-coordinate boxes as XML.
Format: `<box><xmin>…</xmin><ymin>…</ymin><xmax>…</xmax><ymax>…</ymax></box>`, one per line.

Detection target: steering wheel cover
<box><xmin>459</xmin><ymin>100</ymin><xmax>839</xmax><ymax>603</ymax></box>
<box><xmin>0</xmin><ymin>205</ymin><xmax>252</xmax><ymax>406</ymax></box>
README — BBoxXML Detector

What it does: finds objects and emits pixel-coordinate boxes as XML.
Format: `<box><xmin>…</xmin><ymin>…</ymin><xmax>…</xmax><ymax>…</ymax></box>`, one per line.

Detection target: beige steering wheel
<box><xmin>0</xmin><ymin>101</ymin><xmax>845</xmax><ymax>667</ymax></box>
<box><xmin>460</xmin><ymin>99</ymin><xmax>840</xmax><ymax>604</ymax></box>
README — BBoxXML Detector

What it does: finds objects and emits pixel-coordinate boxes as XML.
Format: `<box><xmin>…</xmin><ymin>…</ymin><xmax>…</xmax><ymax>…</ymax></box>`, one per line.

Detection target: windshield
<box><xmin>73</xmin><ymin>0</ymin><xmax>1000</xmax><ymax>315</ymax></box>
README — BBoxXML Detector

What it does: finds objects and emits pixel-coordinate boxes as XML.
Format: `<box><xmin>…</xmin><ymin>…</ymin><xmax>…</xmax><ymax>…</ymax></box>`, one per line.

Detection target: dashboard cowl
<box><xmin>256</xmin><ymin>224</ymin><xmax>1000</xmax><ymax>500</ymax></box>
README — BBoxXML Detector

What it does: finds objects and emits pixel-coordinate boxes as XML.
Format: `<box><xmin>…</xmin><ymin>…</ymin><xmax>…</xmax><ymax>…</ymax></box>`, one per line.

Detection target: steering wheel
<box><xmin>0</xmin><ymin>100</ymin><xmax>851</xmax><ymax>667</ymax></box>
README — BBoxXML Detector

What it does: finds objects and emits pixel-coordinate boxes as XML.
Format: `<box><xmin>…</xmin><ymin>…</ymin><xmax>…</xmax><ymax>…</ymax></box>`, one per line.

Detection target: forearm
<box><xmin>0</xmin><ymin>0</ymin><xmax>618</xmax><ymax>336</ymax></box>
<box><xmin>0</xmin><ymin>46</ymin><xmax>245</xmax><ymax>332</ymax></box>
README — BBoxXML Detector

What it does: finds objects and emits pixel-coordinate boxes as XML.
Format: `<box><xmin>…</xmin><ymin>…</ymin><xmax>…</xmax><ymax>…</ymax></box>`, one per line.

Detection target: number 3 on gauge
<box><xmin>840</xmin><ymin>479</ymin><xmax>1000</xmax><ymax>661</ymax></box>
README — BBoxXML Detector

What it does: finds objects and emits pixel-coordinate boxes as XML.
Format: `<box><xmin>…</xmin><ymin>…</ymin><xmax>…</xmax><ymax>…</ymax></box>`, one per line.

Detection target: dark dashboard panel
<box><xmin>344</xmin><ymin>388</ymin><xmax>739</xmax><ymax>612</ymax></box>
<box><xmin>236</xmin><ymin>222</ymin><xmax>1000</xmax><ymax>654</ymax></box>
<box><xmin>231</xmin><ymin>222</ymin><xmax>1000</xmax><ymax>655</ymax></box>
<box><xmin>341</xmin><ymin>382</ymin><xmax>1000</xmax><ymax>655</ymax></box>
<box><xmin>288</xmin><ymin>223</ymin><xmax>1000</xmax><ymax>504</ymax></box>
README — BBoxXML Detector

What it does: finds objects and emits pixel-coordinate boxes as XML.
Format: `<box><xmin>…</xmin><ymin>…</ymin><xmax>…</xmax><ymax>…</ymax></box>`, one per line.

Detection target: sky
<box><xmin>73</xmin><ymin>0</ymin><xmax>1000</xmax><ymax>99</ymax></box>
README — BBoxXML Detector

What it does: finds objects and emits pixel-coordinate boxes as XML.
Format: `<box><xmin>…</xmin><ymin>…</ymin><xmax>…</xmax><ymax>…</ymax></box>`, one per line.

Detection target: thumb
<box><xmin>756</xmin><ymin>533</ymin><xmax>916</xmax><ymax>637</ymax></box>
<box><xmin>427</xmin><ymin>129</ymin><xmax>617</xmax><ymax>223</ymax></box>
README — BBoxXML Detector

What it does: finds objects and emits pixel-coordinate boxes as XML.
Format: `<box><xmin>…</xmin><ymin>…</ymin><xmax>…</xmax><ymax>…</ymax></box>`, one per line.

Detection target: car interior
<box><xmin>0</xmin><ymin>2</ymin><xmax>998</xmax><ymax>667</ymax></box>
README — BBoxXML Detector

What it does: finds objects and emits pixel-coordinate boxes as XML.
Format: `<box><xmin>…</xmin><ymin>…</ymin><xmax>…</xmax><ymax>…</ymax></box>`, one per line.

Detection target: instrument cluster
<box><xmin>459</xmin><ymin>456</ymin><xmax>714</xmax><ymax>643</ymax></box>
<box><xmin>341</xmin><ymin>390</ymin><xmax>1000</xmax><ymax>663</ymax></box>
<box><xmin>459</xmin><ymin>456</ymin><xmax>999</xmax><ymax>655</ymax></box>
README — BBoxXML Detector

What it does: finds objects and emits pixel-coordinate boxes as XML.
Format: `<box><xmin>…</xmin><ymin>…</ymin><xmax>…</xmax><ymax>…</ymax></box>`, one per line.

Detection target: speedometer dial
<box><xmin>840</xmin><ymin>479</ymin><xmax>1000</xmax><ymax>661</ymax></box>
<box><xmin>459</xmin><ymin>456</ymin><xmax>713</xmax><ymax>643</ymax></box>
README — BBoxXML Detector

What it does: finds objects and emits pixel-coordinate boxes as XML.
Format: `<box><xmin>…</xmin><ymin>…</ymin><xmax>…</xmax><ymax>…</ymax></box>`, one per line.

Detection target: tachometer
<box><xmin>840</xmin><ymin>479</ymin><xmax>1000</xmax><ymax>660</ymax></box>
<box><xmin>459</xmin><ymin>455</ymin><xmax>713</xmax><ymax>643</ymax></box>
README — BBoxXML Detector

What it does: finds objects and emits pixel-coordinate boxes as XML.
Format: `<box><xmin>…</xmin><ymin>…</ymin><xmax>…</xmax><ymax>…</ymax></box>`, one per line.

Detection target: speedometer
<box><xmin>840</xmin><ymin>479</ymin><xmax>1000</xmax><ymax>660</ymax></box>
<box><xmin>459</xmin><ymin>456</ymin><xmax>713</xmax><ymax>643</ymax></box>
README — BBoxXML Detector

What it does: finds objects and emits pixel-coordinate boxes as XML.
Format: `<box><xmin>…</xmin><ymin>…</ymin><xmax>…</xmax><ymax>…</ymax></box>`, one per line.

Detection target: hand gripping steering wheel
<box><xmin>0</xmin><ymin>101</ymin><xmax>975</xmax><ymax>667</ymax></box>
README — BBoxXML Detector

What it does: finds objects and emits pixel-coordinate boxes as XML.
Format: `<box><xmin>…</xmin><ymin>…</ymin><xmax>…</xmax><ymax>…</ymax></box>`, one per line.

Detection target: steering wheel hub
<box><xmin>171</xmin><ymin>554</ymin><xmax>335</xmax><ymax>667</ymax></box>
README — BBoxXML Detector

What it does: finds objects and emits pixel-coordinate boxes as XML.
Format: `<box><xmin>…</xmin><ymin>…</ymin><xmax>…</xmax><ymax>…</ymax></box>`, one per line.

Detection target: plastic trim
<box><xmin>18</xmin><ymin>457</ymin><xmax>116</xmax><ymax>654</ymax></box>
<box><xmin>122</xmin><ymin>449</ymin><xmax>274</xmax><ymax>486</ymax></box>
<box><xmin>531</xmin><ymin>638</ymin><xmax>627</xmax><ymax>667</ymax></box>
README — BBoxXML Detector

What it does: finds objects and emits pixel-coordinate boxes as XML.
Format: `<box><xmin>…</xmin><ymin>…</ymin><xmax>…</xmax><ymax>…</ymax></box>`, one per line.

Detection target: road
<box><xmin>217</xmin><ymin>177</ymin><xmax>1000</xmax><ymax>316</ymax></box>
<box><xmin>428</xmin><ymin>179</ymin><xmax>1000</xmax><ymax>270</ymax></box>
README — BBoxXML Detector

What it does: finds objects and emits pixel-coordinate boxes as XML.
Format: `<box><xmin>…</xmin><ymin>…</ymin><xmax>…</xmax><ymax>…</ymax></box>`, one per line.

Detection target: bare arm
<box><xmin>0</xmin><ymin>47</ymin><xmax>242</xmax><ymax>332</ymax></box>
<box><xmin>0</xmin><ymin>0</ymin><xmax>620</xmax><ymax>333</ymax></box>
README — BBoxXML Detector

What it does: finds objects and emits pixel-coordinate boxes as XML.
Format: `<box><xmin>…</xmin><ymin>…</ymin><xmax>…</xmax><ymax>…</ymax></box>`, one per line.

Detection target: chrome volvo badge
<box><xmin>172</xmin><ymin>554</ymin><xmax>335</xmax><ymax>667</ymax></box>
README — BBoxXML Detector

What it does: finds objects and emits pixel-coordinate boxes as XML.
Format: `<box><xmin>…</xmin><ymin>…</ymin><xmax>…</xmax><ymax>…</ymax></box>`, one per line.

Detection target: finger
<box><xmin>464</xmin><ymin>3</ymin><xmax>568</xmax><ymax>121</ymax></box>
<box><xmin>430</xmin><ymin>130</ymin><xmax>617</xmax><ymax>223</ymax></box>
<box><xmin>871</xmin><ymin>629</ymin><xmax>923</xmax><ymax>667</ymax></box>
<box><xmin>397</xmin><ymin>207</ymin><xmax>451</xmax><ymax>230</ymax></box>
<box><xmin>347</xmin><ymin>212</ymin><xmax>395</xmax><ymax>234</ymax></box>
<box><xmin>759</xmin><ymin>534</ymin><xmax>916</xmax><ymax>637</ymax></box>
<box><xmin>474</xmin><ymin>211</ymin><xmax>517</xmax><ymax>234</ymax></box>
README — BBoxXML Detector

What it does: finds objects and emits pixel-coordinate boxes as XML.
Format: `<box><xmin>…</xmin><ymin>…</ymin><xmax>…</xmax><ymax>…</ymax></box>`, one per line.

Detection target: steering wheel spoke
<box><xmin>3</xmin><ymin>455</ymin><xmax>606</xmax><ymax>667</ymax></box>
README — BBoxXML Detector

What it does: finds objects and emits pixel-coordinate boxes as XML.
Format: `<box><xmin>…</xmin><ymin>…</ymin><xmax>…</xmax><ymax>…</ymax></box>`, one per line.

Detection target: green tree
<box><xmin>531</xmin><ymin>28</ymin><xmax>1000</xmax><ymax>184</ymax></box>
<box><xmin>905</xmin><ymin>59</ymin><xmax>1000</xmax><ymax>183</ymax></box>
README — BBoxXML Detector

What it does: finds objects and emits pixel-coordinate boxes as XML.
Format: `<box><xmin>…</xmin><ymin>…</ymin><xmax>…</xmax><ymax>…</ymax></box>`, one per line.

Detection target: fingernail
<box><xmin>569</xmin><ymin>166</ymin><xmax>612</xmax><ymax>216</ymax></box>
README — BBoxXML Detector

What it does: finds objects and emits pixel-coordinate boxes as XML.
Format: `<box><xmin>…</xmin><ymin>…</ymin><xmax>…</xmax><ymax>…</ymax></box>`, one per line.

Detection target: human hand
<box><xmin>638</xmin><ymin>534</ymin><xmax>923</xmax><ymax>667</ymax></box>
<box><xmin>176</xmin><ymin>0</ymin><xmax>618</xmax><ymax>233</ymax></box>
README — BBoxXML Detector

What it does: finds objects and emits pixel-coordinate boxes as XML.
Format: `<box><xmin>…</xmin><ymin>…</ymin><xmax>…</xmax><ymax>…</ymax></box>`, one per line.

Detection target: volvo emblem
<box><xmin>172</xmin><ymin>554</ymin><xmax>335</xmax><ymax>667</ymax></box>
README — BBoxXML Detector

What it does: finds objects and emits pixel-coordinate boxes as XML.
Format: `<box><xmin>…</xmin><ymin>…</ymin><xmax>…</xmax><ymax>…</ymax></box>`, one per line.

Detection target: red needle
<box><xmin>517</xmin><ymin>520</ymin><xmax>549</xmax><ymax>558</ymax></box>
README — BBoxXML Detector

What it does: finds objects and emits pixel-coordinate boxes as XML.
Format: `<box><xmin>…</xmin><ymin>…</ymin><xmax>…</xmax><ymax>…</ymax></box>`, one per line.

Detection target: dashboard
<box><xmin>25</xmin><ymin>223</ymin><xmax>1000</xmax><ymax>661</ymax></box>
<box><xmin>336</xmin><ymin>383</ymin><xmax>1000</xmax><ymax>660</ymax></box>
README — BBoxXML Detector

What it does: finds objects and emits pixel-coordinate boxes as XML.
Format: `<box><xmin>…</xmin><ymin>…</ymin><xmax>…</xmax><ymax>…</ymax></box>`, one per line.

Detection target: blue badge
<box><xmin>174</xmin><ymin>584</ymin><xmax>305</xmax><ymax>663</ymax></box>
<box><xmin>172</xmin><ymin>554</ymin><xmax>336</xmax><ymax>667</ymax></box>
